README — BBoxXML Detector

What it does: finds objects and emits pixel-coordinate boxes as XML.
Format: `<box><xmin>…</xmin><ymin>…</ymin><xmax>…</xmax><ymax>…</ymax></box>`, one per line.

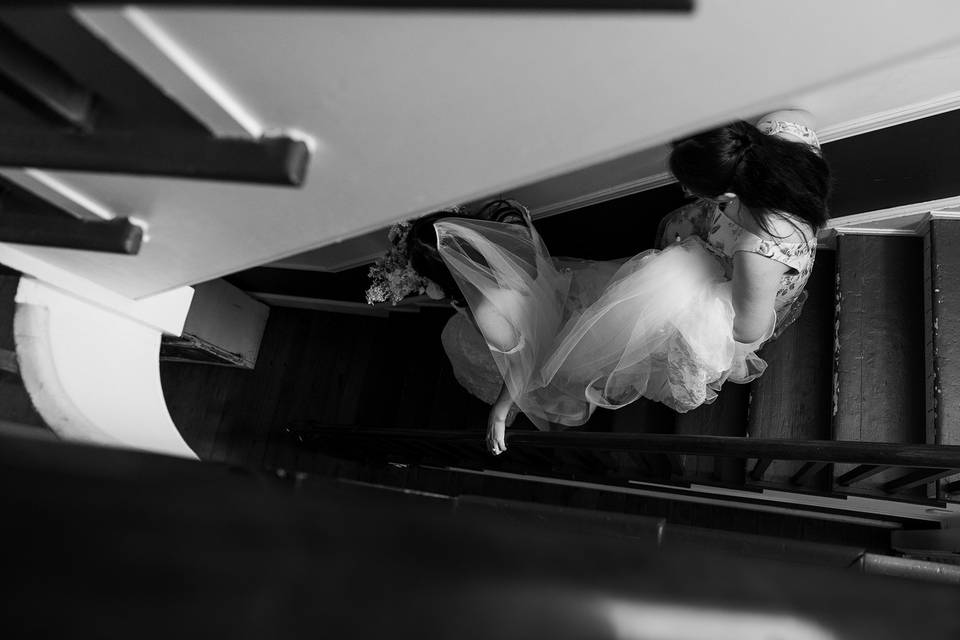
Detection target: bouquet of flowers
<box><xmin>364</xmin><ymin>215</ymin><xmax>450</xmax><ymax>305</ymax></box>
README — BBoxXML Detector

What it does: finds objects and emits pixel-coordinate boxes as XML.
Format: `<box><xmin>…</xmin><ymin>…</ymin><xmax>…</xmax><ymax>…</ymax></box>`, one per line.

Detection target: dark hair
<box><xmin>668</xmin><ymin>120</ymin><xmax>831</xmax><ymax>235</ymax></box>
<box><xmin>408</xmin><ymin>200</ymin><xmax>530</xmax><ymax>304</ymax></box>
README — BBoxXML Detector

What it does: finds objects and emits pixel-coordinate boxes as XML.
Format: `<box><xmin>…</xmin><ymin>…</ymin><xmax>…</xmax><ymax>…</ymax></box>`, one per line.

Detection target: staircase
<box><xmin>288</xmin><ymin>216</ymin><xmax>960</xmax><ymax>534</ymax></box>
<box><xmin>275</xmin><ymin>107</ymin><xmax>960</xmax><ymax>533</ymax></box>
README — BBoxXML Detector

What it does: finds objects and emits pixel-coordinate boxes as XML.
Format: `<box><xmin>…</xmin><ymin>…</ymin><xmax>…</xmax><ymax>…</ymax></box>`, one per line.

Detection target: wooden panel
<box><xmin>925</xmin><ymin>218</ymin><xmax>960</xmax><ymax>445</ymax></box>
<box><xmin>748</xmin><ymin>251</ymin><xmax>835</xmax><ymax>489</ymax></box>
<box><xmin>926</xmin><ymin>219</ymin><xmax>960</xmax><ymax>494</ymax></box>
<box><xmin>833</xmin><ymin>235</ymin><xmax>925</xmax><ymax>493</ymax></box>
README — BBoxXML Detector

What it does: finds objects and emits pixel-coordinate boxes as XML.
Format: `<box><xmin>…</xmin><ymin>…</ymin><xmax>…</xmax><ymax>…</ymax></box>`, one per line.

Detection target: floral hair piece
<box><xmin>364</xmin><ymin>207</ymin><xmax>463</xmax><ymax>305</ymax></box>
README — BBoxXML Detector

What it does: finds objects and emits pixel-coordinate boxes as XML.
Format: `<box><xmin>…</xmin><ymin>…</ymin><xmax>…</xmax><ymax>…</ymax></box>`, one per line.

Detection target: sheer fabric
<box><xmin>435</xmin><ymin>218</ymin><xmax>771</xmax><ymax>428</ymax></box>
<box><xmin>437</xmin><ymin>120</ymin><xmax>819</xmax><ymax>427</ymax></box>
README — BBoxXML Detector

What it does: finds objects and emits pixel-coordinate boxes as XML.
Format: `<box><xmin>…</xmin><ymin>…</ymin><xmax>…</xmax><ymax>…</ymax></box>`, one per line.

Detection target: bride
<box><xmin>371</xmin><ymin>110</ymin><xmax>830</xmax><ymax>455</ymax></box>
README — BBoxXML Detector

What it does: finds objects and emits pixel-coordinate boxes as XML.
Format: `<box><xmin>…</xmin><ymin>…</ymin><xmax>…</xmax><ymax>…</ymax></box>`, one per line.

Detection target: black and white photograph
<box><xmin>1</xmin><ymin>1</ymin><xmax>960</xmax><ymax>638</ymax></box>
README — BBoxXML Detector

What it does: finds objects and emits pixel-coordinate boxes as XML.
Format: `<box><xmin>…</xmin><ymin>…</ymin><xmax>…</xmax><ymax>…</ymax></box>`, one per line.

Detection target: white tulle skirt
<box><xmin>434</xmin><ymin>218</ymin><xmax>772</xmax><ymax>429</ymax></box>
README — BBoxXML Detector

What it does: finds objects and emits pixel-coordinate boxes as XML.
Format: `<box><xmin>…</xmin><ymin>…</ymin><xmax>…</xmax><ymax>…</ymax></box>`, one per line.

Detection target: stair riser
<box><xmin>833</xmin><ymin>235</ymin><xmax>926</xmax><ymax>494</ymax></box>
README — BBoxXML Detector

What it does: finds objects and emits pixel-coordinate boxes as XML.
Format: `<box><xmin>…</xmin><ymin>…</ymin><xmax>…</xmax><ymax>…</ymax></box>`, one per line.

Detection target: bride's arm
<box><xmin>731</xmin><ymin>251</ymin><xmax>787</xmax><ymax>343</ymax></box>
<box><xmin>486</xmin><ymin>384</ymin><xmax>512</xmax><ymax>455</ymax></box>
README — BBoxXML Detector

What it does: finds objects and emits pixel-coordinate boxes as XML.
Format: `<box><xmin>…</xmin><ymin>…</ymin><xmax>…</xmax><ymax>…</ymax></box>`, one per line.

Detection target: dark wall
<box><xmin>825</xmin><ymin>108</ymin><xmax>960</xmax><ymax>216</ymax></box>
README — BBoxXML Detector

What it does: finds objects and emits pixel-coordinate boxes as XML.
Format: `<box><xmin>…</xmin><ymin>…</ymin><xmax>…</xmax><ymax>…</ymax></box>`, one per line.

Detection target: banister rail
<box><xmin>291</xmin><ymin>426</ymin><xmax>960</xmax><ymax>469</ymax></box>
<box><xmin>287</xmin><ymin>425</ymin><xmax>960</xmax><ymax>500</ymax></box>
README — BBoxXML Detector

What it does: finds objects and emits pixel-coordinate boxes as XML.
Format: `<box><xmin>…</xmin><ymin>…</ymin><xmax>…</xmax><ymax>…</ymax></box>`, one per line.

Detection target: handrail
<box><xmin>290</xmin><ymin>426</ymin><xmax>960</xmax><ymax>470</ymax></box>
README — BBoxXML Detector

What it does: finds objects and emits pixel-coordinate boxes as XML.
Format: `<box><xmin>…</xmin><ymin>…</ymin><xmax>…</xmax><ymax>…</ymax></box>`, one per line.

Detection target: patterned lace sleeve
<box><xmin>742</xmin><ymin>237</ymin><xmax>813</xmax><ymax>276</ymax></box>
<box><xmin>757</xmin><ymin>119</ymin><xmax>822</xmax><ymax>155</ymax></box>
<box><xmin>733</xmin><ymin>212</ymin><xmax>816</xmax><ymax>276</ymax></box>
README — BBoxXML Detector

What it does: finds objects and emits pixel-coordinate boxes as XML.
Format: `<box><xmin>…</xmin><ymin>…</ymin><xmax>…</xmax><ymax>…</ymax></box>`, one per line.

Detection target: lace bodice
<box><xmin>656</xmin><ymin>199</ymin><xmax>817</xmax><ymax>336</ymax></box>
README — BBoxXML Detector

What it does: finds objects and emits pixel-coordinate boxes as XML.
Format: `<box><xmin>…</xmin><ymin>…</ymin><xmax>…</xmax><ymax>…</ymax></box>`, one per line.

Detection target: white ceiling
<box><xmin>3</xmin><ymin>2</ymin><xmax>960</xmax><ymax>298</ymax></box>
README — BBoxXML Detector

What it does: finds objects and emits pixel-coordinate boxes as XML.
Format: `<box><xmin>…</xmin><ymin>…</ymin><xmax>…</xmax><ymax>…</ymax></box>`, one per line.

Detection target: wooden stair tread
<box><xmin>747</xmin><ymin>252</ymin><xmax>835</xmax><ymax>489</ymax></box>
<box><xmin>833</xmin><ymin>235</ymin><xmax>926</xmax><ymax>494</ymax></box>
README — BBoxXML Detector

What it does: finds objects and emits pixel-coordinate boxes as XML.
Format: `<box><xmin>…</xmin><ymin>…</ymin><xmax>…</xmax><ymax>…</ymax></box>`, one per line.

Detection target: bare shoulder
<box><xmin>734</xmin><ymin>249</ymin><xmax>790</xmax><ymax>282</ymax></box>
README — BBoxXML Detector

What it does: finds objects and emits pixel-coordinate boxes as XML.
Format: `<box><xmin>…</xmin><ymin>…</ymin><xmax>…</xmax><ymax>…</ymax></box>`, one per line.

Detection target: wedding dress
<box><xmin>438</xmin><ymin>121</ymin><xmax>820</xmax><ymax>428</ymax></box>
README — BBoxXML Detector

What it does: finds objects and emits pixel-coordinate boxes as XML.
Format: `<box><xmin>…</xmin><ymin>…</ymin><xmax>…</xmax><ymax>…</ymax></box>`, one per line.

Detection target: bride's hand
<box><xmin>486</xmin><ymin>407</ymin><xmax>507</xmax><ymax>456</ymax></box>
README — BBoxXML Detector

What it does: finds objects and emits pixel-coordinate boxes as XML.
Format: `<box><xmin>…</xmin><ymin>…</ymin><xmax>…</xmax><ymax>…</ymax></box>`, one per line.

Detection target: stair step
<box><xmin>834</xmin><ymin>235</ymin><xmax>926</xmax><ymax>494</ymax></box>
<box><xmin>925</xmin><ymin>219</ymin><xmax>960</xmax><ymax>495</ymax></box>
<box><xmin>746</xmin><ymin>252</ymin><xmax>835</xmax><ymax>489</ymax></box>
<box><xmin>675</xmin><ymin>384</ymin><xmax>748</xmax><ymax>485</ymax></box>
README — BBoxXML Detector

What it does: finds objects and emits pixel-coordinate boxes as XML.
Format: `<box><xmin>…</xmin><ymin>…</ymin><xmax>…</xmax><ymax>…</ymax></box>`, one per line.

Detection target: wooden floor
<box><xmin>161</xmin><ymin>302</ymin><xmax>893</xmax><ymax>552</ymax></box>
<box><xmin>162</xmin><ymin>306</ymin><xmax>492</xmax><ymax>468</ymax></box>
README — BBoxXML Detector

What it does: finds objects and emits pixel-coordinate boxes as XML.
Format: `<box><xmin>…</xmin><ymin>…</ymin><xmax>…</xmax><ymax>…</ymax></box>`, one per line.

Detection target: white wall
<box><xmin>3</xmin><ymin>2</ymin><xmax>960</xmax><ymax>299</ymax></box>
